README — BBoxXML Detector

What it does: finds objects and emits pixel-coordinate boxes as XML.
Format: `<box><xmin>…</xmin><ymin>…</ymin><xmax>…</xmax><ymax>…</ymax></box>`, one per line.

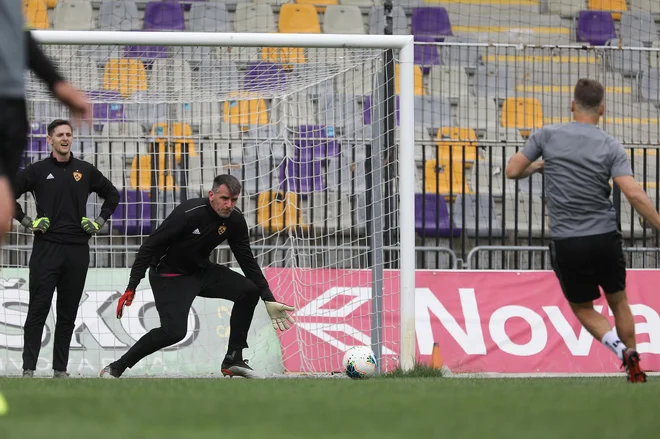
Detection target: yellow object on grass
<box><xmin>0</xmin><ymin>391</ymin><xmax>8</xmax><ymax>415</ymax></box>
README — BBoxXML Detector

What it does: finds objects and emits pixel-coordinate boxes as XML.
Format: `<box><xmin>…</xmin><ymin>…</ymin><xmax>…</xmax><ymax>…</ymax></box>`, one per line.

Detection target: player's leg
<box><xmin>22</xmin><ymin>240</ymin><xmax>61</xmax><ymax>375</ymax></box>
<box><xmin>51</xmin><ymin>244</ymin><xmax>90</xmax><ymax>377</ymax></box>
<box><xmin>0</xmin><ymin>99</ymin><xmax>28</xmax><ymax>239</ymax></box>
<box><xmin>199</xmin><ymin>264</ymin><xmax>261</xmax><ymax>378</ymax></box>
<box><xmin>598</xmin><ymin>231</ymin><xmax>646</xmax><ymax>382</ymax></box>
<box><xmin>101</xmin><ymin>273</ymin><xmax>199</xmax><ymax>378</ymax></box>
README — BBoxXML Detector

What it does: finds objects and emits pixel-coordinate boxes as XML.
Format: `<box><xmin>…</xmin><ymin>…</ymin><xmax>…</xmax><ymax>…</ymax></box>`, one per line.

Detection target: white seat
<box><xmin>457</xmin><ymin>97</ymin><xmax>499</xmax><ymax>132</ymax></box>
<box><xmin>323</xmin><ymin>5</ymin><xmax>365</xmax><ymax>35</ymax></box>
<box><xmin>272</xmin><ymin>94</ymin><xmax>317</xmax><ymax>127</ymax></box>
<box><xmin>98</xmin><ymin>0</ymin><xmax>140</xmax><ymax>31</ymax></box>
<box><xmin>53</xmin><ymin>0</ymin><xmax>93</xmax><ymax>30</ymax></box>
<box><xmin>234</xmin><ymin>4</ymin><xmax>276</xmax><ymax>33</ymax></box>
<box><xmin>149</xmin><ymin>58</ymin><xmax>193</xmax><ymax>96</ymax></box>
<box><xmin>428</xmin><ymin>66</ymin><xmax>470</xmax><ymax>102</ymax></box>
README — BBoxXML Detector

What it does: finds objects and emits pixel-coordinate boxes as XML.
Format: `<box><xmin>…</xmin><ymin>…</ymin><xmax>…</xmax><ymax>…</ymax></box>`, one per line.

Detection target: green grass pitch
<box><xmin>0</xmin><ymin>377</ymin><xmax>657</xmax><ymax>439</ymax></box>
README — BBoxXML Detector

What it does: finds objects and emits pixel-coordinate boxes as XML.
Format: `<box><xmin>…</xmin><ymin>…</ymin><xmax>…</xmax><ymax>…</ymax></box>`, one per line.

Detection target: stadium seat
<box><xmin>124</xmin><ymin>92</ymin><xmax>168</xmax><ymax>132</ymax></box>
<box><xmin>52</xmin><ymin>0</ymin><xmax>93</xmax><ymax>30</ymax></box>
<box><xmin>103</xmin><ymin>59</ymin><xmax>148</xmax><ymax>98</ymax></box>
<box><xmin>318</xmin><ymin>94</ymin><xmax>364</xmax><ymax>135</ymax></box>
<box><xmin>453</xmin><ymin>194</ymin><xmax>504</xmax><ymax>238</ymax></box>
<box><xmin>323</xmin><ymin>5</ymin><xmax>365</xmax><ymax>35</ymax></box>
<box><xmin>223</xmin><ymin>94</ymin><xmax>269</xmax><ymax>128</ymax></box>
<box><xmin>411</xmin><ymin>7</ymin><xmax>452</xmax><ymax>40</ymax></box>
<box><xmin>98</xmin><ymin>0</ymin><xmax>140</xmax><ymax>31</ymax></box>
<box><xmin>261</xmin><ymin>48</ymin><xmax>305</xmax><ymax>69</ymax></box>
<box><xmin>428</xmin><ymin>66</ymin><xmax>470</xmax><ymax>102</ymax></box>
<box><xmin>257</xmin><ymin>191</ymin><xmax>306</xmax><ymax>233</ymax></box>
<box><xmin>279</xmin><ymin>157</ymin><xmax>325</xmax><ymax>194</ymax></box>
<box><xmin>111</xmin><ymin>189</ymin><xmax>152</xmax><ymax>235</ymax></box>
<box><xmin>151</xmin><ymin>122</ymin><xmax>197</xmax><ymax>166</ymax></box>
<box><xmin>395</xmin><ymin>64</ymin><xmax>426</xmax><ymax>96</ymax></box>
<box><xmin>291</xmin><ymin>125</ymin><xmax>339</xmax><ymax>160</ymax></box>
<box><xmin>152</xmin><ymin>57</ymin><xmax>193</xmax><ymax>95</ymax></box>
<box><xmin>640</xmin><ymin>69</ymin><xmax>660</xmax><ymax>104</ymax></box>
<box><xmin>87</xmin><ymin>90</ymin><xmax>124</xmax><ymax>126</ymax></box>
<box><xmin>588</xmin><ymin>0</ymin><xmax>628</xmax><ymax>20</ymax></box>
<box><xmin>45</xmin><ymin>0</ymin><xmax>57</xmax><ymax>7</ymax></box>
<box><xmin>474</xmin><ymin>65</ymin><xmax>515</xmax><ymax>101</ymax></box>
<box><xmin>548</xmin><ymin>0</ymin><xmax>584</xmax><ymax>17</ymax></box>
<box><xmin>630</xmin><ymin>0</ymin><xmax>660</xmax><ymax>14</ymax></box>
<box><xmin>605</xmin><ymin>39</ymin><xmax>648</xmax><ymax>77</ymax></box>
<box><xmin>274</xmin><ymin>94</ymin><xmax>317</xmax><ymax>127</ymax></box>
<box><xmin>414</xmin><ymin>36</ymin><xmax>441</xmax><ymax>74</ymax></box>
<box><xmin>143</xmin><ymin>1</ymin><xmax>185</xmax><ymax>31</ymax></box>
<box><xmin>234</xmin><ymin>4</ymin><xmax>276</xmax><ymax>33</ymax></box>
<box><xmin>26</xmin><ymin>123</ymin><xmax>49</xmax><ymax>159</ymax></box>
<box><xmin>440</xmin><ymin>37</ymin><xmax>482</xmax><ymax>69</ymax></box>
<box><xmin>243</xmin><ymin>63</ymin><xmax>287</xmax><ymax>93</ymax></box>
<box><xmin>576</xmin><ymin>11</ymin><xmax>617</xmax><ymax>45</ymax></box>
<box><xmin>341</xmin><ymin>0</ymin><xmax>374</xmax><ymax>5</ymax></box>
<box><xmin>295</xmin><ymin>0</ymin><xmax>337</xmax><ymax>12</ymax></box>
<box><xmin>59</xmin><ymin>52</ymin><xmax>100</xmax><ymax>91</ymax></box>
<box><xmin>326</xmin><ymin>145</ymin><xmax>367</xmax><ymax>194</ymax></box>
<box><xmin>457</xmin><ymin>96</ymin><xmax>499</xmax><ymax>132</ymax></box>
<box><xmin>424</xmin><ymin>159</ymin><xmax>472</xmax><ymax>199</ymax></box>
<box><xmin>129</xmin><ymin>155</ymin><xmax>152</xmax><ymax>191</ymax></box>
<box><xmin>501</xmin><ymin>98</ymin><xmax>544</xmax><ymax>136</ymax></box>
<box><xmin>163</xmin><ymin>0</ymin><xmax>205</xmax><ymax>12</ymax></box>
<box><xmin>23</xmin><ymin>0</ymin><xmax>49</xmax><ymax>29</ymax></box>
<box><xmin>619</xmin><ymin>12</ymin><xmax>658</xmax><ymax>45</ymax></box>
<box><xmin>436</xmin><ymin>127</ymin><xmax>479</xmax><ymax>166</ymax></box>
<box><xmin>414</xmin><ymin>193</ymin><xmax>460</xmax><ymax>238</ymax></box>
<box><xmin>279</xmin><ymin>4</ymin><xmax>321</xmax><ymax>33</ymax></box>
<box><xmin>368</xmin><ymin>6</ymin><xmax>408</xmax><ymax>35</ymax></box>
<box><xmin>188</xmin><ymin>2</ymin><xmax>230</xmax><ymax>32</ymax></box>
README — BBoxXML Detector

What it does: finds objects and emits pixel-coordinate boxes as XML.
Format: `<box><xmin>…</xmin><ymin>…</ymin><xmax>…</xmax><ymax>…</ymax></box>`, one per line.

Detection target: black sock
<box><xmin>112</xmin><ymin>358</ymin><xmax>128</xmax><ymax>374</ymax></box>
<box><xmin>225</xmin><ymin>348</ymin><xmax>243</xmax><ymax>363</ymax></box>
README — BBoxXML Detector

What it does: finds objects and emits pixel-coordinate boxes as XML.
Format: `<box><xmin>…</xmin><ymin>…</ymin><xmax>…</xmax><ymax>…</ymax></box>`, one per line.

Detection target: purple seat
<box><xmin>279</xmin><ymin>158</ymin><xmax>325</xmax><ymax>194</ymax></box>
<box><xmin>87</xmin><ymin>90</ymin><xmax>124</xmax><ymax>126</ymax></box>
<box><xmin>576</xmin><ymin>11</ymin><xmax>617</xmax><ymax>46</ymax></box>
<box><xmin>26</xmin><ymin>123</ymin><xmax>49</xmax><ymax>158</ymax></box>
<box><xmin>124</xmin><ymin>42</ymin><xmax>168</xmax><ymax>60</ymax></box>
<box><xmin>163</xmin><ymin>0</ymin><xmax>205</xmax><ymax>12</ymax></box>
<box><xmin>111</xmin><ymin>190</ymin><xmax>152</xmax><ymax>235</ymax></box>
<box><xmin>415</xmin><ymin>193</ymin><xmax>460</xmax><ymax>238</ymax></box>
<box><xmin>411</xmin><ymin>7</ymin><xmax>452</xmax><ymax>40</ymax></box>
<box><xmin>414</xmin><ymin>35</ymin><xmax>441</xmax><ymax>73</ymax></box>
<box><xmin>243</xmin><ymin>63</ymin><xmax>287</xmax><ymax>92</ymax></box>
<box><xmin>292</xmin><ymin>125</ymin><xmax>339</xmax><ymax>160</ymax></box>
<box><xmin>143</xmin><ymin>1</ymin><xmax>185</xmax><ymax>30</ymax></box>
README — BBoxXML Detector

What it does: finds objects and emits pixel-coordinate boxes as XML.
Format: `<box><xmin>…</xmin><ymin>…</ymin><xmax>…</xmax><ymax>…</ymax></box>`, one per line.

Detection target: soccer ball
<box><xmin>342</xmin><ymin>346</ymin><xmax>377</xmax><ymax>379</ymax></box>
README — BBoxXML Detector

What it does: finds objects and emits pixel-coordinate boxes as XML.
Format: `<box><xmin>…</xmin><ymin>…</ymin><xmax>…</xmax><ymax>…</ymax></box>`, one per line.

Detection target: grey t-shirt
<box><xmin>0</xmin><ymin>0</ymin><xmax>26</xmax><ymax>99</ymax></box>
<box><xmin>521</xmin><ymin>122</ymin><xmax>633</xmax><ymax>240</ymax></box>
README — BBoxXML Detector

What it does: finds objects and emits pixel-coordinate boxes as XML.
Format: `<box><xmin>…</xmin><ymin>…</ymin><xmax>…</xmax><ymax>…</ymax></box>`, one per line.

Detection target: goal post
<box><xmin>4</xmin><ymin>31</ymin><xmax>416</xmax><ymax>376</ymax></box>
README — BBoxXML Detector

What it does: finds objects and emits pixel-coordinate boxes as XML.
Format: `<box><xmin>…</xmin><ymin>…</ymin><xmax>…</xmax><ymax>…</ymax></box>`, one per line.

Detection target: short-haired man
<box><xmin>506</xmin><ymin>78</ymin><xmax>656</xmax><ymax>382</ymax></box>
<box><xmin>14</xmin><ymin>119</ymin><xmax>120</xmax><ymax>378</ymax></box>
<box><xmin>101</xmin><ymin>174</ymin><xmax>295</xmax><ymax>379</ymax></box>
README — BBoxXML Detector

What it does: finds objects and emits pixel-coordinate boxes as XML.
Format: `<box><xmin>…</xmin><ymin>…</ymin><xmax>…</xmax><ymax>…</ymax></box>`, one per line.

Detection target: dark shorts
<box><xmin>549</xmin><ymin>230</ymin><xmax>626</xmax><ymax>303</ymax></box>
<box><xmin>0</xmin><ymin>98</ymin><xmax>28</xmax><ymax>185</ymax></box>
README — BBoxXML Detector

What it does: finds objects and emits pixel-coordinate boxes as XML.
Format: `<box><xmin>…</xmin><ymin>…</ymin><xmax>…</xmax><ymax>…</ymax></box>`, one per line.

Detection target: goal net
<box><xmin>0</xmin><ymin>31</ymin><xmax>415</xmax><ymax>377</ymax></box>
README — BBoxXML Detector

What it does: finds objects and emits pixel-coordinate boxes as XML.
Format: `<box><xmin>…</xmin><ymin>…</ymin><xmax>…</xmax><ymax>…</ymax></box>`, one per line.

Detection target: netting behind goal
<box><xmin>0</xmin><ymin>37</ymin><xmax>406</xmax><ymax>377</ymax></box>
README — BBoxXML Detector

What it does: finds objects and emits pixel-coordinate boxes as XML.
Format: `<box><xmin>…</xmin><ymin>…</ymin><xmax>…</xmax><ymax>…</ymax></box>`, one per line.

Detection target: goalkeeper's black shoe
<box><xmin>99</xmin><ymin>364</ymin><xmax>123</xmax><ymax>379</ymax></box>
<box><xmin>221</xmin><ymin>359</ymin><xmax>264</xmax><ymax>379</ymax></box>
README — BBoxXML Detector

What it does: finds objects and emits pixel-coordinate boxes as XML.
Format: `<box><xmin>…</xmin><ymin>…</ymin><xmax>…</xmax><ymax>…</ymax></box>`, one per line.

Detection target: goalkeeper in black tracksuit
<box><xmin>13</xmin><ymin>119</ymin><xmax>120</xmax><ymax>378</ymax></box>
<box><xmin>101</xmin><ymin>174</ymin><xmax>295</xmax><ymax>379</ymax></box>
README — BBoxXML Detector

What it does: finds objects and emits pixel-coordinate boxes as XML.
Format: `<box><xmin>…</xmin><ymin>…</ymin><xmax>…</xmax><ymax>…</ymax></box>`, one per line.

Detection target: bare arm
<box><xmin>614</xmin><ymin>175</ymin><xmax>660</xmax><ymax>230</ymax></box>
<box><xmin>505</xmin><ymin>152</ymin><xmax>544</xmax><ymax>180</ymax></box>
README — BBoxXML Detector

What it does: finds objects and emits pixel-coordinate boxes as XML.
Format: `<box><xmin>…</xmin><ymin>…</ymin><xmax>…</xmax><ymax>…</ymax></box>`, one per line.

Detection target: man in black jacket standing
<box><xmin>13</xmin><ymin>119</ymin><xmax>120</xmax><ymax>378</ymax></box>
<box><xmin>101</xmin><ymin>174</ymin><xmax>295</xmax><ymax>379</ymax></box>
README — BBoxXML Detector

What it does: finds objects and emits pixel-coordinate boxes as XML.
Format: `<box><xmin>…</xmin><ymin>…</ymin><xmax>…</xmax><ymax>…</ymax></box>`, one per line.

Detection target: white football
<box><xmin>342</xmin><ymin>346</ymin><xmax>377</xmax><ymax>379</ymax></box>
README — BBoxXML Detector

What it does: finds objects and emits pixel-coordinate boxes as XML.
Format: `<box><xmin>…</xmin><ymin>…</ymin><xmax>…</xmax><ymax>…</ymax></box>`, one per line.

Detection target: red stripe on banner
<box><xmin>265</xmin><ymin>269</ymin><xmax>660</xmax><ymax>374</ymax></box>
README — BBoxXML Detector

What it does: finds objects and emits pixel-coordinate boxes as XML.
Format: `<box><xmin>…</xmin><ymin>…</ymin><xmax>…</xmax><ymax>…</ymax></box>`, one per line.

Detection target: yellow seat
<box><xmin>395</xmin><ymin>64</ymin><xmax>425</xmax><ymax>96</ymax></box>
<box><xmin>424</xmin><ymin>159</ymin><xmax>472</xmax><ymax>199</ymax></box>
<box><xmin>262</xmin><ymin>47</ymin><xmax>306</xmax><ymax>69</ymax></box>
<box><xmin>151</xmin><ymin>122</ymin><xmax>197</xmax><ymax>165</ymax></box>
<box><xmin>23</xmin><ymin>0</ymin><xmax>49</xmax><ymax>29</ymax></box>
<box><xmin>45</xmin><ymin>0</ymin><xmax>57</xmax><ymax>7</ymax></box>
<box><xmin>588</xmin><ymin>0</ymin><xmax>627</xmax><ymax>20</ymax></box>
<box><xmin>257</xmin><ymin>192</ymin><xmax>307</xmax><ymax>233</ymax></box>
<box><xmin>279</xmin><ymin>4</ymin><xmax>321</xmax><ymax>33</ymax></box>
<box><xmin>436</xmin><ymin>127</ymin><xmax>478</xmax><ymax>166</ymax></box>
<box><xmin>129</xmin><ymin>155</ymin><xmax>153</xmax><ymax>191</ymax></box>
<box><xmin>223</xmin><ymin>94</ymin><xmax>269</xmax><ymax>127</ymax></box>
<box><xmin>295</xmin><ymin>0</ymin><xmax>337</xmax><ymax>12</ymax></box>
<box><xmin>437</xmin><ymin>127</ymin><xmax>477</xmax><ymax>142</ymax></box>
<box><xmin>501</xmin><ymin>97</ymin><xmax>543</xmax><ymax>136</ymax></box>
<box><xmin>103</xmin><ymin>59</ymin><xmax>148</xmax><ymax>98</ymax></box>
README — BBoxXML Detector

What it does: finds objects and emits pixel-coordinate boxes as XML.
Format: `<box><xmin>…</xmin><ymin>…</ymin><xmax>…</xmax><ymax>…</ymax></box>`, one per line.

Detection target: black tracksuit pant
<box><xmin>23</xmin><ymin>239</ymin><xmax>90</xmax><ymax>372</ymax></box>
<box><xmin>119</xmin><ymin>263</ymin><xmax>260</xmax><ymax>369</ymax></box>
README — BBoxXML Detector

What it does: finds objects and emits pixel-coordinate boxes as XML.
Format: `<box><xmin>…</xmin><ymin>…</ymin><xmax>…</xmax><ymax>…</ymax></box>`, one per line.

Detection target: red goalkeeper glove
<box><xmin>117</xmin><ymin>288</ymin><xmax>135</xmax><ymax>319</ymax></box>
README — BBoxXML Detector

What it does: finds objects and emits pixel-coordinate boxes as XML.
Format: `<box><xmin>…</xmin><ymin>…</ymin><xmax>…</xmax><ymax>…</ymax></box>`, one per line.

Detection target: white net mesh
<box><xmin>1</xmin><ymin>33</ymin><xmax>404</xmax><ymax>377</ymax></box>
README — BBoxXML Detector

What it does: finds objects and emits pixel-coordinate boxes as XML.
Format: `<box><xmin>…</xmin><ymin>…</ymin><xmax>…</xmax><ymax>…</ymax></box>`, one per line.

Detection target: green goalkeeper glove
<box><xmin>264</xmin><ymin>301</ymin><xmax>295</xmax><ymax>331</ymax></box>
<box><xmin>81</xmin><ymin>217</ymin><xmax>105</xmax><ymax>234</ymax></box>
<box><xmin>21</xmin><ymin>216</ymin><xmax>50</xmax><ymax>233</ymax></box>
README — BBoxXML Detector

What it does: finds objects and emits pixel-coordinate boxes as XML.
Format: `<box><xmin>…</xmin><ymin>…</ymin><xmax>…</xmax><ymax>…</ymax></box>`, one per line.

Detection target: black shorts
<box><xmin>0</xmin><ymin>98</ymin><xmax>28</xmax><ymax>185</ymax></box>
<box><xmin>549</xmin><ymin>230</ymin><xmax>626</xmax><ymax>303</ymax></box>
